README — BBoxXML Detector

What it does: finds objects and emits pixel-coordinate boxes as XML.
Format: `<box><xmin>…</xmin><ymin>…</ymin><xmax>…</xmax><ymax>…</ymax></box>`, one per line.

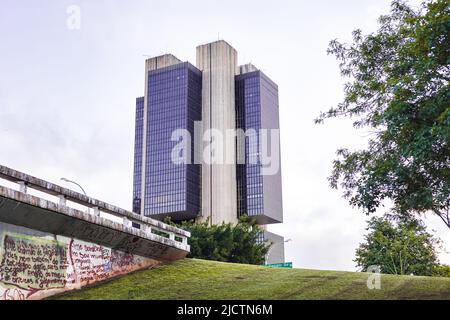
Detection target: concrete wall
<box><xmin>0</xmin><ymin>221</ymin><xmax>160</xmax><ymax>300</ymax></box>
<box><xmin>196</xmin><ymin>40</ymin><xmax>238</xmax><ymax>225</ymax></box>
<box><xmin>264</xmin><ymin>230</ymin><xmax>285</xmax><ymax>264</ymax></box>
<box><xmin>238</xmin><ymin>63</ymin><xmax>258</xmax><ymax>75</ymax></box>
<box><xmin>260</xmin><ymin>72</ymin><xmax>283</xmax><ymax>224</ymax></box>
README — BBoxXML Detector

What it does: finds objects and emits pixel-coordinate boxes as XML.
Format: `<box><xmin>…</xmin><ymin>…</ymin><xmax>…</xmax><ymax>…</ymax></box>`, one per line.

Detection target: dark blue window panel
<box><xmin>142</xmin><ymin>62</ymin><xmax>202</xmax><ymax>221</ymax></box>
<box><xmin>132</xmin><ymin>96</ymin><xmax>144</xmax><ymax>214</ymax></box>
<box><xmin>236</xmin><ymin>73</ymin><xmax>264</xmax><ymax>217</ymax></box>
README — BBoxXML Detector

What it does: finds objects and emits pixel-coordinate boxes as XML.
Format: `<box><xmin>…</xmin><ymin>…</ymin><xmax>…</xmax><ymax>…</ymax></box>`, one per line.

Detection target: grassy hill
<box><xmin>52</xmin><ymin>258</ymin><xmax>450</xmax><ymax>300</ymax></box>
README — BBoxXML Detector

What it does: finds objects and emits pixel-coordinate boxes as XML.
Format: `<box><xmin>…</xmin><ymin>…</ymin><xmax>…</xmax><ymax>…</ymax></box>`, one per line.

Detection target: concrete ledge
<box><xmin>0</xmin><ymin>165</ymin><xmax>190</xmax><ymax>238</ymax></box>
<box><xmin>0</xmin><ymin>186</ymin><xmax>189</xmax><ymax>261</ymax></box>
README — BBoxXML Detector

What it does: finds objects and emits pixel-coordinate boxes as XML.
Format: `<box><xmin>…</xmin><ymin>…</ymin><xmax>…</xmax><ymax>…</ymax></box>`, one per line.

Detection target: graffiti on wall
<box><xmin>0</xmin><ymin>234</ymin><xmax>68</xmax><ymax>291</ymax></box>
<box><xmin>0</xmin><ymin>224</ymin><xmax>160</xmax><ymax>300</ymax></box>
<box><xmin>67</xmin><ymin>239</ymin><xmax>142</xmax><ymax>285</ymax></box>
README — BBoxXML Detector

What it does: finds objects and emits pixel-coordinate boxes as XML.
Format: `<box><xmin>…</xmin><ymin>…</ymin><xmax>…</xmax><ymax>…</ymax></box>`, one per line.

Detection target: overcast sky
<box><xmin>1</xmin><ymin>0</ymin><xmax>448</xmax><ymax>271</ymax></box>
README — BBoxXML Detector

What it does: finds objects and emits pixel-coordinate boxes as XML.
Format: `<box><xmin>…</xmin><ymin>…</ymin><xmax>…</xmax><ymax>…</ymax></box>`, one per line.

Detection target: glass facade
<box><xmin>256</xmin><ymin>230</ymin><xmax>265</xmax><ymax>245</ymax></box>
<box><xmin>236</xmin><ymin>74</ymin><xmax>264</xmax><ymax>217</ymax></box>
<box><xmin>140</xmin><ymin>62</ymin><xmax>202</xmax><ymax>221</ymax></box>
<box><xmin>132</xmin><ymin>47</ymin><xmax>284</xmax><ymax>263</ymax></box>
<box><xmin>235</xmin><ymin>70</ymin><xmax>283</xmax><ymax>224</ymax></box>
<box><xmin>132</xmin><ymin>96</ymin><xmax>144</xmax><ymax>214</ymax></box>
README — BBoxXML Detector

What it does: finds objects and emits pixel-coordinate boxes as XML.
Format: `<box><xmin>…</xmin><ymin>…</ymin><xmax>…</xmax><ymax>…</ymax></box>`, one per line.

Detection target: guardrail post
<box><xmin>93</xmin><ymin>207</ymin><xmax>100</xmax><ymax>217</ymax></box>
<box><xmin>58</xmin><ymin>195</ymin><xmax>66</xmax><ymax>206</ymax></box>
<box><xmin>169</xmin><ymin>232</ymin><xmax>175</xmax><ymax>241</ymax></box>
<box><xmin>123</xmin><ymin>217</ymin><xmax>129</xmax><ymax>227</ymax></box>
<box><xmin>182</xmin><ymin>236</ymin><xmax>188</xmax><ymax>245</ymax></box>
<box><xmin>18</xmin><ymin>182</ymin><xmax>27</xmax><ymax>194</ymax></box>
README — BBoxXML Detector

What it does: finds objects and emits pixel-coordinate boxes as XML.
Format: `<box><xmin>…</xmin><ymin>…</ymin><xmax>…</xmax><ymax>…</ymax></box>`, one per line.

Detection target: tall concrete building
<box><xmin>196</xmin><ymin>41</ymin><xmax>238</xmax><ymax>225</ymax></box>
<box><xmin>132</xmin><ymin>40</ymin><xmax>284</xmax><ymax>264</ymax></box>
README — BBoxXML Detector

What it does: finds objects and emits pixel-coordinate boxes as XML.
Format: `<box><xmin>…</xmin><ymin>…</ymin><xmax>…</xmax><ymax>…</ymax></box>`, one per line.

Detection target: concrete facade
<box><xmin>264</xmin><ymin>230</ymin><xmax>285</xmax><ymax>265</ymax></box>
<box><xmin>260</xmin><ymin>71</ymin><xmax>283</xmax><ymax>225</ymax></box>
<box><xmin>196</xmin><ymin>40</ymin><xmax>239</xmax><ymax>225</ymax></box>
<box><xmin>238</xmin><ymin>63</ymin><xmax>259</xmax><ymax>75</ymax></box>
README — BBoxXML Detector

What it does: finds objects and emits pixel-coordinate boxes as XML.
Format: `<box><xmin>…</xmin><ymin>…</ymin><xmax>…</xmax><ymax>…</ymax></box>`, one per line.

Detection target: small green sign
<box><xmin>264</xmin><ymin>262</ymin><xmax>293</xmax><ymax>268</ymax></box>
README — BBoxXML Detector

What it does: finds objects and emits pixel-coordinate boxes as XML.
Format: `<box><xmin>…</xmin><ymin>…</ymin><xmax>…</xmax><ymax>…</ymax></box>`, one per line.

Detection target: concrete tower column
<box><xmin>196</xmin><ymin>40</ymin><xmax>238</xmax><ymax>225</ymax></box>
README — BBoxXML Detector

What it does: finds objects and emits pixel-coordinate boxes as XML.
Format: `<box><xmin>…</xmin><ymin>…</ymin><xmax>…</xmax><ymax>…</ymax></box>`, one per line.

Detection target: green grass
<box><xmin>51</xmin><ymin>258</ymin><xmax>450</xmax><ymax>300</ymax></box>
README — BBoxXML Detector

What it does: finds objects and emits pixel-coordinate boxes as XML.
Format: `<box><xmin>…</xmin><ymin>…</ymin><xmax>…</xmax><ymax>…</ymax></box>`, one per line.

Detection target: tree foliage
<box><xmin>355</xmin><ymin>216</ymin><xmax>441</xmax><ymax>275</ymax></box>
<box><xmin>432</xmin><ymin>264</ymin><xmax>450</xmax><ymax>277</ymax></box>
<box><xmin>165</xmin><ymin>216</ymin><xmax>271</xmax><ymax>265</ymax></box>
<box><xmin>316</xmin><ymin>0</ymin><xmax>450</xmax><ymax>228</ymax></box>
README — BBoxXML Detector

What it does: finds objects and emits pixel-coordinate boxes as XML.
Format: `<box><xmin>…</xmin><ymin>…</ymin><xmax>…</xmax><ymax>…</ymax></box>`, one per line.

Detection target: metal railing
<box><xmin>0</xmin><ymin>165</ymin><xmax>190</xmax><ymax>247</ymax></box>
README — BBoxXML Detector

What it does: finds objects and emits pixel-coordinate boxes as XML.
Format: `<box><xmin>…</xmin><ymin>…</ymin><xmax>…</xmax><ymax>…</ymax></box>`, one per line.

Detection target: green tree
<box><xmin>432</xmin><ymin>264</ymin><xmax>450</xmax><ymax>277</ymax></box>
<box><xmin>355</xmin><ymin>216</ymin><xmax>441</xmax><ymax>275</ymax></box>
<box><xmin>316</xmin><ymin>0</ymin><xmax>450</xmax><ymax>228</ymax></box>
<box><xmin>165</xmin><ymin>216</ymin><xmax>271</xmax><ymax>265</ymax></box>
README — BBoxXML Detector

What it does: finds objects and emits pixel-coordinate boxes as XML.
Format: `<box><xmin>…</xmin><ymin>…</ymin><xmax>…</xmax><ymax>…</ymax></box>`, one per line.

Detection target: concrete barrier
<box><xmin>0</xmin><ymin>165</ymin><xmax>190</xmax><ymax>300</ymax></box>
